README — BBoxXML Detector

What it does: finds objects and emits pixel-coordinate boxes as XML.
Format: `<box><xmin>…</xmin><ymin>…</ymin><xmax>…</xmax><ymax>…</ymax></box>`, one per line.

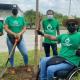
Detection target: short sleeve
<box><xmin>5</xmin><ymin>17</ymin><xmax>9</xmax><ymax>25</ymax></box>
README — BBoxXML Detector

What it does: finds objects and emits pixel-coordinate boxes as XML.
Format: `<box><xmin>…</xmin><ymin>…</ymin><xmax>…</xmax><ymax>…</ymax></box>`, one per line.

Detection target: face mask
<box><xmin>12</xmin><ymin>8</ymin><xmax>18</xmax><ymax>16</ymax></box>
<box><xmin>47</xmin><ymin>15</ymin><xmax>53</xmax><ymax>19</ymax></box>
<box><xmin>67</xmin><ymin>23</ymin><xmax>77</xmax><ymax>33</ymax></box>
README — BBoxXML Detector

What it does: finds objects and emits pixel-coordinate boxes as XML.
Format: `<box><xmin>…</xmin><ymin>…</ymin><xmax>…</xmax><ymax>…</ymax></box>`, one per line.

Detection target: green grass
<box><xmin>0</xmin><ymin>50</ymin><xmax>45</xmax><ymax>67</ymax></box>
<box><xmin>0</xmin><ymin>50</ymin><xmax>80</xmax><ymax>79</ymax></box>
<box><xmin>0</xmin><ymin>48</ymin><xmax>61</xmax><ymax>67</ymax></box>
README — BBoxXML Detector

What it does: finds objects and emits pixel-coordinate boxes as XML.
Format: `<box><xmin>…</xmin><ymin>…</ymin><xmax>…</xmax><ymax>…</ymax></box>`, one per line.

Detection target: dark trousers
<box><xmin>43</xmin><ymin>43</ymin><xmax>58</xmax><ymax>57</ymax></box>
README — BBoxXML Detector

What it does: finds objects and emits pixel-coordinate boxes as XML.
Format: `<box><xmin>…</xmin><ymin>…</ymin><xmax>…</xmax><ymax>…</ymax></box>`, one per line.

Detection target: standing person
<box><xmin>42</xmin><ymin>10</ymin><xmax>60</xmax><ymax>57</ymax></box>
<box><xmin>4</xmin><ymin>7</ymin><xmax>28</xmax><ymax>67</ymax></box>
<box><xmin>0</xmin><ymin>19</ymin><xmax>3</xmax><ymax>36</ymax></box>
<box><xmin>37</xmin><ymin>19</ymin><xmax>80</xmax><ymax>80</ymax></box>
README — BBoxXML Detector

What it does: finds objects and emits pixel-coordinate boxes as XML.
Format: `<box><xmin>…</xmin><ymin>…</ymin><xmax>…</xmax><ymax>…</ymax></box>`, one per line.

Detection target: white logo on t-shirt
<box><xmin>13</xmin><ymin>20</ymin><xmax>19</xmax><ymax>26</ymax></box>
<box><xmin>62</xmin><ymin>38</ymin><xmax>72</xmax><ymax>46</ymax></box>
<box><xmin>47</xmin><ymin>24</ymin><xmax>52</xmax><ymax>30</ymax></box>
<box><xmin>47</xmin><ymin>24</ymin><xmax>54</xmax><ymax>32</ymax></box>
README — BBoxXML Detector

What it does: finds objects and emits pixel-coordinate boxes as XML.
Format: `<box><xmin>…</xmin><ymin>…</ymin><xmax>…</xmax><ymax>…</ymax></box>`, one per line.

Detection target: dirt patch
<box><xmin>0</xmin><ymin>65</ymin><xmax>38</xmax><ymax>80</ymax></box>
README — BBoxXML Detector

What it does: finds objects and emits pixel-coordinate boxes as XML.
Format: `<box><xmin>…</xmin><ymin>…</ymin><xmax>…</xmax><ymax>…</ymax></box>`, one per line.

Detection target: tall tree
<box><xmin>24</xmin><ymin>10</ymin><xmax>36</xmax><ymax>28</ymax></box>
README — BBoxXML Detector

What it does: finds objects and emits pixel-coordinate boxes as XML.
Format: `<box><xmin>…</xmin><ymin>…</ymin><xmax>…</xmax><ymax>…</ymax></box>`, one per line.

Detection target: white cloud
<box><xmin>39</xmin><ymin>0</ymin><xmax>80</xmax><ymax>17</ymax></box>
<box><xmin>0</xmin><ymin>0</ymin><xmax>80</xmax><ymax>17</ymax></box>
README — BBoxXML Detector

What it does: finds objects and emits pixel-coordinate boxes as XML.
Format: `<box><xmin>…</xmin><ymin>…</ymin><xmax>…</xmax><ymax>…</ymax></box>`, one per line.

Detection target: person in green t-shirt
<box><xmin>0</xmin><ymin>20</ymin><xmax>3</xmax><ymax>36</ymax></box>
<box><xmin>77</xmin><ymin>25</ymin><xmax>80</xmax><ymax>32</ymax></box>
<box><xmin>37</xmin><ymin>19</ymin><xmax>80</xmax><ymax>80</ymax></box>
<box><xmin>0</xmin><ymin>21</ymin><xmax>3</xmax><ymax>36</ymax></box>
<box><xmin>4</xmin><ymin>7</ymin><xmax>28</xmax><ymax>67</ymax></box>
<box><xmin>41</xmin><ymin>10</ymin><xmax>60</xmax><ymax>57</ymax></box>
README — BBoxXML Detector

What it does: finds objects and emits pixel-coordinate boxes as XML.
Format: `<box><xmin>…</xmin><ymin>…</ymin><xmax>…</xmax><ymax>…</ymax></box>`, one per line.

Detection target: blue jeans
<box><xmin>40</xmin><ymin>57</ymin><xmax>73</xmax><ymax>80</ymax></box>
<box><xmin>7</xmin><ymin>37</ymin><xmax>28</xmax><ymax>67</ymax></box>
<box><xmin>43</xmin><ymin>43</ymin><xmax>58</xmax><ymax>57</ymax></box>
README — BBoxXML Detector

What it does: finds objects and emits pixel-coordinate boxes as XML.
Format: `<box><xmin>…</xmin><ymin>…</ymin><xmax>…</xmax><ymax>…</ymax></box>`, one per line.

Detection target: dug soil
<box><xmin>0</xmin><ymin>65</ymin><xmax>38</xmax><ymax>80</ymax></box>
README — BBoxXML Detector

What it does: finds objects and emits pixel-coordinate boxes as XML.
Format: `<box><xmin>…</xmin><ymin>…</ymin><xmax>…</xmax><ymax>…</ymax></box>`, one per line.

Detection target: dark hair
<box><xmin>46</xmin><ymin>10</ymin><xmax>54</xmax><ymax>15</ymax></box>
<box><xmin>12</xmin><ymin>8</ymin><xmax>18</xmax><ymax>16</ymax></box>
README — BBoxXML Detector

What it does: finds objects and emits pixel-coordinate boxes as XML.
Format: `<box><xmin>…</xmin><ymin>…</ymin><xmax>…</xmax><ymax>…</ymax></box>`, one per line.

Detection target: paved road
<box><xmin>0</xmin><ymin>30</ymin><xmax>67</xmax><ymax>52</ymax></box>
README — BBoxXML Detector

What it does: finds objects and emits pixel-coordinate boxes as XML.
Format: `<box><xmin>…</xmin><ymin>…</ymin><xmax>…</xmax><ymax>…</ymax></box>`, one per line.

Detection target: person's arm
<box><xmin>44</xmin><ymin>34</ymin><xmax>57</xmax><ymax>40</ymax></box>
<box><xmin>18</xmin><ymin>26</ymin><xmax>26</xmax><ymax>36</ymax></box>
<box><xmin>17</xmin><ymin>17</ymin><xmax>27</xmax><ymax>38</ymax></box>
<box><xmin>37</xmin><ymin>30</ymin><xmax>57</xmax><ymax>40</ymax></box>
<box><xmin>20</xmin><ymin>17</ymin><xmax>27</xmax><ymax>34</ymax></box>
<box><xmin>4</xmin><ymin>16</ymin><xmax>18</xmax><ymax>37</ymax></box>
<box><xmin>4</xmin><ymin>24</ymin><xmax>17</xmax><ymax>37</ymax></box>
<box><xmin>16</xmin><ymin>27</ymin><xmax>26</xmax><ymax>40</ymax></box>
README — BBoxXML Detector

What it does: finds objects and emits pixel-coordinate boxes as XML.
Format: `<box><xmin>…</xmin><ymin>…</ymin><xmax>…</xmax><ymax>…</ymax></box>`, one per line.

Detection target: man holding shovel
<box><xmin>4</xmin><ymin>6</ymin><xmax>28</xmax><ymax>67</ymax></box>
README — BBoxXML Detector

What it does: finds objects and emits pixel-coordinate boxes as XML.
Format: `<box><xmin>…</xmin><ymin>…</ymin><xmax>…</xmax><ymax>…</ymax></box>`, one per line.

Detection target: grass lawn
<box><xmin>0</xmin><ymin>50</ymin><xmax>45</xmax><ymax>67</ymax></box>
<box><xmin>0</xmin><ymin>50</ymin><xmax>80</xmax><ymax>80</ymax></box>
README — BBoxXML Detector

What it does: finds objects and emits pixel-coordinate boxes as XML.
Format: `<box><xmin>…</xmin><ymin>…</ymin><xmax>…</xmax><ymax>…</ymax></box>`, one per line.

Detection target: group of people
<box><xmin>37</xmin><ymin>10</ymin><xmax>80</xmax><ymax>80</ymax></box>
<box><xmin>0</xmin><ymin>7</ymin><xmax>80</xmax><ymax>80</ymax></box>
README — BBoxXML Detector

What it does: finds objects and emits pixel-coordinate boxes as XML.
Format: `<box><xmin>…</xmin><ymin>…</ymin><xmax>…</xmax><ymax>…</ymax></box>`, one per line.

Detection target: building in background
<box><xmin>0</xmin><ymin>3</ymin><xmax>23</xmax><ymax>20</ymax></box>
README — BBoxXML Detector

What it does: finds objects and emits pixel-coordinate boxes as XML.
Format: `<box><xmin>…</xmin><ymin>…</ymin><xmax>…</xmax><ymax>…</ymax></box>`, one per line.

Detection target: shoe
<box><xmin>25</xmin><ymin>65</ymin><xmax>32</xmax><ymax>72</ymax></box>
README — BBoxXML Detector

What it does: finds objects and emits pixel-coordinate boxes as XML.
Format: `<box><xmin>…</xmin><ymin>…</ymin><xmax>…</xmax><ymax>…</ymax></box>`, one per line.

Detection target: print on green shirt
<box><xmin>5</xmin><ymin>16</ymin><xmax>26</xmax><ymax>33</ymax></box>
<box><xmin>42</xmin><ymin>18</ymin><xmax>59</xmax><ymax>44</ymax></box>
<box><xmin>57</xmin><ymin>32</ymin><xmax>80</xmax><ymax>66</ymax></box>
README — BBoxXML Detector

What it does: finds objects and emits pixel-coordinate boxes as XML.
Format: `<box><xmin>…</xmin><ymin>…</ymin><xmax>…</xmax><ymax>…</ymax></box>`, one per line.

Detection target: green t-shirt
<box><xmin>42</xmin><ymin>18</ymin><xmax>59</xmax><ymax>44</ymax></box>
<box><xmin>0</xmin><ymin>21</ymin><xmax>3</xmax><ymax>32</ymax></box>
<box><xmin>5</xmin><ymin>16</ymin><xmax>26</xmax><ymax>33</ymax></box>
<box><xmin>57</xmin><ymin>32</ymin><xmax>80</xmax><ymax>66</ymax></box>
<box><xmin>77</xmin><ymin>25</ymin><xmax>80</xmax><ymax>32</ymax></box>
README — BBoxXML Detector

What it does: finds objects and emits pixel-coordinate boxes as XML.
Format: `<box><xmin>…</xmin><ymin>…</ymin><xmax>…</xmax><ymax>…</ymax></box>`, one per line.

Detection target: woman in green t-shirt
<box><xmin>4</xmin><ymin>7</ymin><xmax>28</xmax><ymax>67</ymax></box>
<box><xmin>37</xmin><ymin>19</ymin><xmax>80</xmax><ymax>80</ymax></box>
<box><xmin>41</xmin><ymin>10</ymin><xmax>60</xmax><ymax>57</ymax></box>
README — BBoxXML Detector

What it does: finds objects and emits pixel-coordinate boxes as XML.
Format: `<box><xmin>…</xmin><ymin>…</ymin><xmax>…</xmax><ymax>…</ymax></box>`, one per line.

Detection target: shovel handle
<box><xmin>8</xmin><ymin>38</ymin><xmax>19</xmax><ymax>59</ymax></box>
<box><xmin>15</xmin><ymin>38</ymin><xmax>19</xmax><ymax>44</ymax></box>
<box><xmin>0</xmin><ymin>38</ymin><xmax>20</xmax><ymax>78</ymax></box>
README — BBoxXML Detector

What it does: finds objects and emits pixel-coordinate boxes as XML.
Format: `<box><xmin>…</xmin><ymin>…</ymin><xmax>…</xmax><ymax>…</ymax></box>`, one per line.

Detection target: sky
<box><xmin>0</xmin><ymin>0</ymin><xmax>80</xmax><ymax>17</ymax></box>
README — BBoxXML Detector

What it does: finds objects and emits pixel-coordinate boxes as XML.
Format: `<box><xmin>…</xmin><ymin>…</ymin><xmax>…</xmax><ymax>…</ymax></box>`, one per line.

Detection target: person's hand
<box><xmin>13</xmin><ymin>33</ymin><xmax>20</xmax><ymax>40</ymax></box>
<box><xmin>13</xmin><ymin>33</ymin><xmax>18</xmax><ymax>38</ymax></box>
<box><xmin>16</xmin><ymin>32</ymin><xmax>22</xmax><ymax>40</ymax></box>
<box><xmin>36</xmin><ymin>30</ymin><xmax>44</xmax><ymax>36</ymax></box>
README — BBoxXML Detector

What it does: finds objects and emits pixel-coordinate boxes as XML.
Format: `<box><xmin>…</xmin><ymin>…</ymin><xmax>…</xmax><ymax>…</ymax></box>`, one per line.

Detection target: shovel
<box><xmin>0</xmin><ymin>38</ymin><xmax>19</xmax><ymax>78</ymax></box>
